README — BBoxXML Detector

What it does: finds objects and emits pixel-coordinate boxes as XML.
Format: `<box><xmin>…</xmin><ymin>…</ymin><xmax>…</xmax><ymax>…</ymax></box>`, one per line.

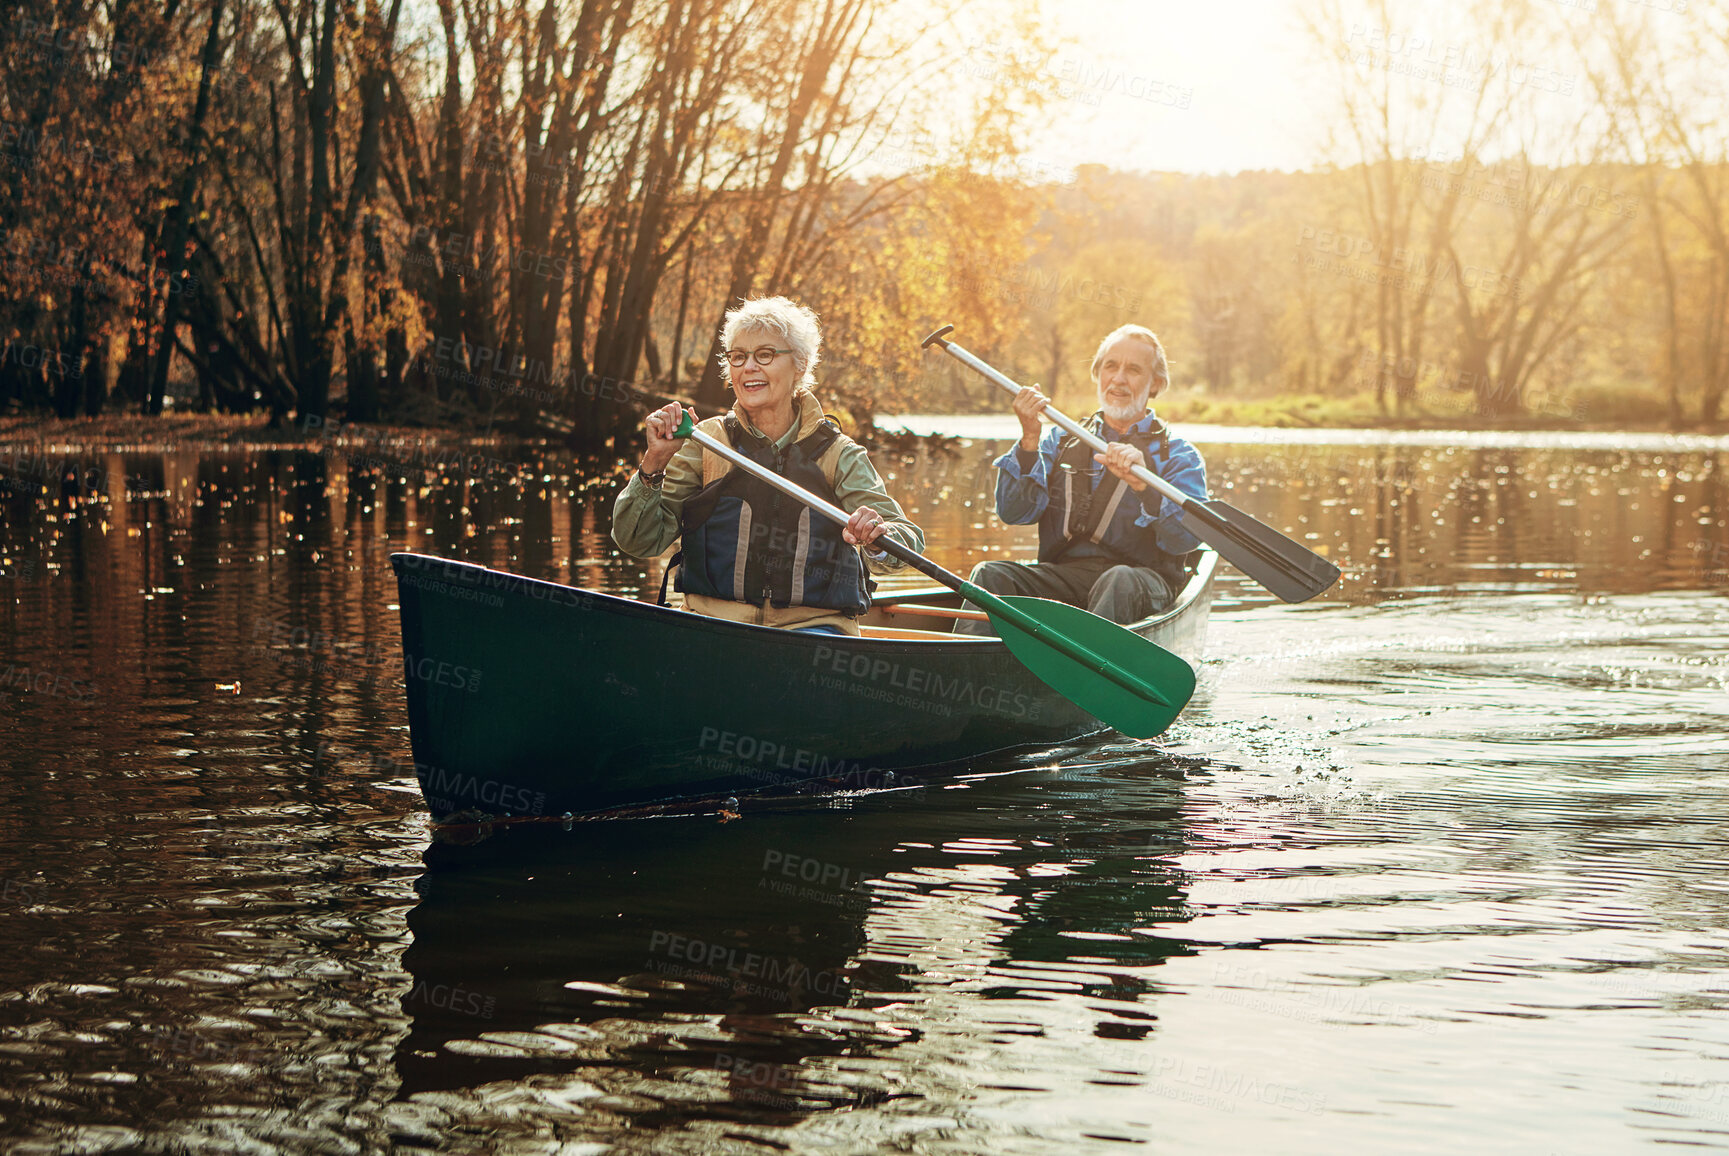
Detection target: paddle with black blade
<box><xmin>669</xmin><ymin>411</ymin><xmax>1196</xmax><ymax>739</ymax></box>
<box><xmin>920</xmin><ymin>325</ymin><xmax>1342</xmax><ymax>604</ymax></box>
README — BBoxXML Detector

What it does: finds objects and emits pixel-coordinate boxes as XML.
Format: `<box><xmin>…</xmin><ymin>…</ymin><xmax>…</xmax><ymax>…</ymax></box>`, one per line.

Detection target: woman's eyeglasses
<box><xmin>724</xmin><ymin>347</ymin><xmax>792</xmax><ymax>367</ymax></box>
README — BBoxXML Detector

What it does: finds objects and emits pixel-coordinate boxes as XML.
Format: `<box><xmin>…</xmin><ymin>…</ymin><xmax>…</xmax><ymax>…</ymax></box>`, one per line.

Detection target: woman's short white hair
<box><xmin>1089</xmin><ymin>324</ymin><xmax>1169</xmax><ymax>396</ymax></box>
<box><xmin>719</xmin><ymin>296</ymin><xmax>822</xmax><ymax>384</ymax></box>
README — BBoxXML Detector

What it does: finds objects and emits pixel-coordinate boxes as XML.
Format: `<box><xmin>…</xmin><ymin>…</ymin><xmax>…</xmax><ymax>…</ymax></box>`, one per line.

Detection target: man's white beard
<box><xmin>1099</xmin><ymin>385</ymin><xmax>1150</xmax><ymax>425</ymax></box>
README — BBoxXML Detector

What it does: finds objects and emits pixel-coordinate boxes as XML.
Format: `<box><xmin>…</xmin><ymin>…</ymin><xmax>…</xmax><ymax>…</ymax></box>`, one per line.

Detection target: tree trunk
<box><xmin>146</xmin><ymin>0</ymin><xmax>227</xmax><ymax>415</ymax></box>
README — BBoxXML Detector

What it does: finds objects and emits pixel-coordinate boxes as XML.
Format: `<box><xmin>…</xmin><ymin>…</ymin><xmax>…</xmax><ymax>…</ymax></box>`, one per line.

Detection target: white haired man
<box><xmin>954</xmin><ymin>325</ymin><xmax>1207</xmax><ymax>635</ymax></box>
<box><xmin>612</xmin><ymin>295</ymin><xmax>923</xmax><ymax>635</ymax></box>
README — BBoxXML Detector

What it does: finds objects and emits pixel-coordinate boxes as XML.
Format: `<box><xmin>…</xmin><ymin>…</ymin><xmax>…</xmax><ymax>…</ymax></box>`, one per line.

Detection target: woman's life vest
<box><xmin>675</xmin><ymin>415</ymin><xmax>872</xmax><ymax>616</ymax></box>
<box><xmin>1037</xmin><ymin>413</ymin><xmax>1188</xmax><ymax>589</ymax></box>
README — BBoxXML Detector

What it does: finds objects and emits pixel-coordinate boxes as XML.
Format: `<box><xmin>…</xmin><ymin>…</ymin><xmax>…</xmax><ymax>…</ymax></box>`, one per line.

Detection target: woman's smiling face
<box><xmin>726</xmin><ymin>326</ymin><xmax>798</xmax><ymax>420</ymax></box>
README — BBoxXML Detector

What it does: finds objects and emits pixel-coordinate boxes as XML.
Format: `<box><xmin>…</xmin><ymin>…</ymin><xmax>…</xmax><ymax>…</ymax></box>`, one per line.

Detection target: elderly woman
<box><xmin>612</xmin><ymin>296</ymin><xmax>923</xmax><ymax>635</ymax></box>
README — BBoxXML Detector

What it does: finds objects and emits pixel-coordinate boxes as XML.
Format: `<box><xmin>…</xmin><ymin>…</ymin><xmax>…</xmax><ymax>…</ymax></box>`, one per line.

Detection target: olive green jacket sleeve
<box><xmin>609</xmin><ymin>439</ymin><xmax>705</xmax><ymax>559</ymax></box>
<box><xmin>832</xmin><ymin>441</ymin><xmax>924</xmax><ymax>573</ymax></box>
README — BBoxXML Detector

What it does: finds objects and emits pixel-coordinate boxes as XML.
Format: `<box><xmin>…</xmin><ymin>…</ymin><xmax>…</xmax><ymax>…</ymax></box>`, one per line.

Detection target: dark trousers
<box><xmin>953</xmin><ymin>556</ymin><xmax>1175</xmax><ymax>636</ymax></box>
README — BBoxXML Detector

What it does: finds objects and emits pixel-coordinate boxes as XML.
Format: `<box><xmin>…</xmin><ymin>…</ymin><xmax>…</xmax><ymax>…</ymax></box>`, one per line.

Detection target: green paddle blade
<box><xmin>986</xmin><ymin>595</ymin><xmax>1197</xmax><ymax>739</ymax></box>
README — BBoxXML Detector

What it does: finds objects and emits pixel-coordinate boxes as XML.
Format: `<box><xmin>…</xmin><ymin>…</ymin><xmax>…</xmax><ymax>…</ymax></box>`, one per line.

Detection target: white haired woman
<box><xmin>611</xmin><ymin>296</ymin><xmax>924</xmax><ymax>635</ymax></box>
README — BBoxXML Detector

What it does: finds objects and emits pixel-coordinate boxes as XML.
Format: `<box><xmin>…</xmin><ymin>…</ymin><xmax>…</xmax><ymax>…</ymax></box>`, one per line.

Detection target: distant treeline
<box><xmin>2</xmin><ymin>0</ymin><xmax>1727</xmax><ymax>437</ymax></box>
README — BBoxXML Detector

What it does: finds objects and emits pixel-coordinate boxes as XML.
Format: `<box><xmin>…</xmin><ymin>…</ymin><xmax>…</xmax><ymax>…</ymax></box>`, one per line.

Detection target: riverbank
<box><xmin>0</xmin><ymin>412</ymin><xmax>517</xmax><ymax>454</ymax></box>
<box><xmin>1145</xmin><ymin>385</ymin><xmax>1721</xmax><ymax>433</ymax></box>
<box><xmin>3</xmin><ymin>398</ymin><xmax>1721</xmax><ymax>456</ymax></box>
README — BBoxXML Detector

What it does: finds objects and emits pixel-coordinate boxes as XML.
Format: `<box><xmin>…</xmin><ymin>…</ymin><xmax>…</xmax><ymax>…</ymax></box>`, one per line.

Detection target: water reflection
<box><xmin>2</xmin><ymin>439</ymin><xmax>1725</xmax><ymax>617</ymax></box>
<box><xmin>387</xmin><ymin>755</ymin><xmax>1197</xmax><ymax>1143</ymax></box>
<box><xmin>3</xmin><ymin>432</ymin><xmax>1728</xmax><ymax>1152</ymax></box>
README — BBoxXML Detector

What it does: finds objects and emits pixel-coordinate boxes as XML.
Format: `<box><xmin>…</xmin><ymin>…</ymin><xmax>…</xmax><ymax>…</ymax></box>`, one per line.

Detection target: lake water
<box><xmin>1</xmin><ymin>424</ymin><xmax>1726</xmax><ymax>1153</ymax></box>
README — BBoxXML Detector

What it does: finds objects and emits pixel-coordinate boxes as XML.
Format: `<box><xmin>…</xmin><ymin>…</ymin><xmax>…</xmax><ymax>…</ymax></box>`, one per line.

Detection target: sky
<box><xmin>960</xmin><ymin>0</ymin><xmax>1328</xmax><ymax>175</ymax></box>
<box><xmin>945</xmin><ymin>0</ymin><xmax>1618</xmax><ymax>176</ymax></box>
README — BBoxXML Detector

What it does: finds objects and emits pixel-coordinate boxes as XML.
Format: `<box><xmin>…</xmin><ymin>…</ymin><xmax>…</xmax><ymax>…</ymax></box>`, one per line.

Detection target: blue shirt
<box><xmin>993</xmin><ymin>411</ymin><xmax>1208</xmax><ymax>562</ymax></box>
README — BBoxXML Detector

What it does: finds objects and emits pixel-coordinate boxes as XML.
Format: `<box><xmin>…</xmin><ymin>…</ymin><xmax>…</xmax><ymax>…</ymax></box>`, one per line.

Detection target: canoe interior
<box><xmin>863</xmin><ymin>548</ymin><xmax>1218</xmax><ymax>640</ymax></box>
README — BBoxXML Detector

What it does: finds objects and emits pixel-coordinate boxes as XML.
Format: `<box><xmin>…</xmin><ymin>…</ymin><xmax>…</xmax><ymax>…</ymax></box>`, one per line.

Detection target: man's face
<box><xmin>1095</xmin><ymin>337</ymin><xmax>1158</xmax><ymax>421</ymax></box>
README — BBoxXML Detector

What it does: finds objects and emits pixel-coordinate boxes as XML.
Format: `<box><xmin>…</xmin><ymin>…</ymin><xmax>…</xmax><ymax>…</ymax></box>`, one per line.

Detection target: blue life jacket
<box><xmin>1038</xmin><ymin>413</ymin><xmax>1187</xmax><ymax>589</ymax></box>
<box><xmin>676</xmin><ymin>416</ymin><xmax>872</xmax><ymax>616</ymax></box>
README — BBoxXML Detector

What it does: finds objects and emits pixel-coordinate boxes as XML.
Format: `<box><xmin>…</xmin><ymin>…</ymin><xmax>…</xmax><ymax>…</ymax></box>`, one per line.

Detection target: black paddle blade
<box><xmin>988</xmin><ymin>595</ymin><xmax>1195</xmax><ymax>739</ymax></box>
<box><xmin>1181</xmin><ymin>500</ymin><xmax>1340</xmax><ymax>603</ymax></box>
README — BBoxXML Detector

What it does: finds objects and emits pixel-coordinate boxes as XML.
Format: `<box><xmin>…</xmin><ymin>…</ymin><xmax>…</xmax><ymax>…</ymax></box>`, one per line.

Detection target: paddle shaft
<box><xmin>676</xmin><ymin>418</ymin><xmax>1174</xmax><ymax>707</ymax></box>
<box><xmin>883</xmin><ymin>602</ymin><xmax>990</xmax><ymax>623</ymax></box>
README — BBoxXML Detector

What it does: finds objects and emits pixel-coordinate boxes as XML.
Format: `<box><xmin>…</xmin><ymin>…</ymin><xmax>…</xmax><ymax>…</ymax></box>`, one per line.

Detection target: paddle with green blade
<box><xmin>669</xmin><ymin>411</ymin><xmax>1196</xmax><ymax>739</ymax></box>
<box><xmin>921</xmin><ymin>325</ymin><xmax>1342</xmax><ymax>604</ymax></box>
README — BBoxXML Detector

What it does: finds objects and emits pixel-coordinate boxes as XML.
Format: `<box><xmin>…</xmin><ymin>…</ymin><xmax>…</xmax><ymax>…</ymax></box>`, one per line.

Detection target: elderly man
<box><xmin>955</xmin><ymin>324</ymin><xmax>1207</xmax><ymax>635</ymax></box>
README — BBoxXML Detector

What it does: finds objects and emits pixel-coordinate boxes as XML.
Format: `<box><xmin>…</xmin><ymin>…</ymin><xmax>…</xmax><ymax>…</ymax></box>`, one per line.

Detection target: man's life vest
<box><xmin>1037</xmin><ymin>413</ymin><xmax>1187</xmax><ymax>589</ymax></box>
<box><xmin>675</xmin><ymin>416</ymin><xmax>872</xmax><ymax>616</ymax></box>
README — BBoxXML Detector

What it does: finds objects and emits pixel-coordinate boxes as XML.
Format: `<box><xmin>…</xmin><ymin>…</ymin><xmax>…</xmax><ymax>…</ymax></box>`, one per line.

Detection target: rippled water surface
<box><xmin>1</xmin><ymin>429</ymin><xmax>1726</xmax><ymax>1153</ymax></box>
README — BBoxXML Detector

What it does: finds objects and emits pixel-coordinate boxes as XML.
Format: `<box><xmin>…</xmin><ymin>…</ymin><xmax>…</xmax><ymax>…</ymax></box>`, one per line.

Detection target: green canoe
<box><xmin>390</xmin><ymin>549</ymin><xmax>1216</xmax><ymax>820</ymax></box>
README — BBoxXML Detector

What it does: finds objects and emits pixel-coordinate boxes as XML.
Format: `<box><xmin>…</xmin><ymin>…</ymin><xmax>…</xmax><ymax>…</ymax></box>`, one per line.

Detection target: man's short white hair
<box><xmin>1090</xmin><ymin>324</ymin><xmax>1169</xmax><ymax>396</ymax></box>
<box><xmin>719</xmin><ymin>296</ymin><xmax>822</xmax><ymax>384</ymax></box>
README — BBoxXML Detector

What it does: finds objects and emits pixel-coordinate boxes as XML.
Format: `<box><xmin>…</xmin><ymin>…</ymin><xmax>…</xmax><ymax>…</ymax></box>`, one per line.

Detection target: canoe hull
<box><xmin>391</xmin><ymin>550</ymin><xmax>1215</xmax><ymax>819</ymax></box>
